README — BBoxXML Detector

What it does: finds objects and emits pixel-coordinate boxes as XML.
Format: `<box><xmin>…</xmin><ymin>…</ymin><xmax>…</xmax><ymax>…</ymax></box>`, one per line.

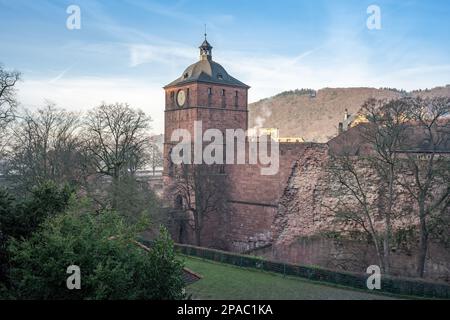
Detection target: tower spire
<box><xmin>199</xmin><ymin>28</ymin><xmax>212</xmax><ymax>61</ymax></box>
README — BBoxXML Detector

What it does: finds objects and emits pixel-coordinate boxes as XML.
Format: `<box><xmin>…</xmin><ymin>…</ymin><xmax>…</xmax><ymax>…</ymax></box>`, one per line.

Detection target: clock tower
<box><xmin>163</xmin><ymin>36</ymin><xmax>250</xmax><ymax>175</ymax></box>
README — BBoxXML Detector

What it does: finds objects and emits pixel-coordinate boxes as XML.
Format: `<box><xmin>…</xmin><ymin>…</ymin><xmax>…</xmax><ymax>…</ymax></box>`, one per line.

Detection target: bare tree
<box><xmin>398</xmin><ymin>97</ymin><xmax>450</xmax><ymax>277</ymax></box>
<box><xmin>83</xmin><ymin>103</ymin><xmax>152</xmax><ymax>208</ymax></box>
<box><xmin>84</xmin><ymin>103</ymin><xmax>152</xmax><ymax>179</ymax></box>
<box><xmin>168</xmin><ymin>163</ymin><xmax>228</xmax><ymax>246</ymax></box>
<box><xmin>360</xmin><ymin>98</ymin><xmax>412</xmax><ymax>274</ymax></box>
<box><xmin>148</xmin><ymin>141</ymin><xmax>163</xmax><ymax>176</ymax></box>
<box><xmin>326</xmin><ymin>155</ymin><xmax>387</xmax><ymax>271</ymax></box>
<box><xmin>0</xmin><ymin>65</ymin><xmax>21</xmax><ymax>156</ymax></box>
<box><xmin>6</xmin><ymin>103</ymin><xmax>82</xmax><ymax>189</ymax></box>
<box><xmin>0</xmin><ymin>64</ymin><xmax>20</xmax><ymax>129</ymax></box>
<box><xmin>327</xmin><ymin>98</ymin><xmax>413</xmax><ymax>274</ymax></box>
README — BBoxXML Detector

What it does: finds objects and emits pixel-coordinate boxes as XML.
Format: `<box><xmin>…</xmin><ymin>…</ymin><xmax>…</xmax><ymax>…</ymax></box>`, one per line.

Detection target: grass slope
<box><xmin>183</xmin><ymin>256</ymin><xmax>398</xmax><ymax>300</ymax></box>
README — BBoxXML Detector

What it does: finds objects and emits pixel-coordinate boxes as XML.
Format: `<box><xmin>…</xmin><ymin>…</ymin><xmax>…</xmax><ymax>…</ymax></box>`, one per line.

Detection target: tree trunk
<box><xmin>112</xmin><ymin>174</ymin><xmax>120</xmax><ymax>210</ymax></box>
<box><xmin>383</xmin><ymin>215</ymin><xmax>391</xmax><ymax>274</ymax></box>
<box><xmin>194</xmin><ymin>212</ymin><xmax>201</xmax><ymax>246</ymax></box>
<box><xmin>195</xmin><ymin>229</ymin><xmax>201</xmax><ymax>247</ymax></box>
<box><xmin>371</xmin><ymin>234</ymin><xmax>385</xmax><ymax>273</ymax></box>
<box><xmin>383</xmin><ymin>164</ymin><xmax>395</xmax><ymax>275</ymax></box>
<box><xmin>416</xmin><ymin>199</ymin><xmax>428</xmax><ymax>277</ymax></box>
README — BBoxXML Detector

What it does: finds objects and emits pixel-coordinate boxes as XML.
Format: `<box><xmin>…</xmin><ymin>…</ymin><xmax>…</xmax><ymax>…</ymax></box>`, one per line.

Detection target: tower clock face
<box><xmin>176</xmin><ymin>90</ymin><xmax>186</xmax><ymax>107</ymax></box>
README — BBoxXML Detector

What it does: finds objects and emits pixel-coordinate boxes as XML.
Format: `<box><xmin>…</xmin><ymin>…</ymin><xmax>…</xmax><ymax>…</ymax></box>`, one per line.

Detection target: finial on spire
<box><xmin>204</xmin><ymin>24</ymin><xmax>207</xmax><ymax>40</ymax></box>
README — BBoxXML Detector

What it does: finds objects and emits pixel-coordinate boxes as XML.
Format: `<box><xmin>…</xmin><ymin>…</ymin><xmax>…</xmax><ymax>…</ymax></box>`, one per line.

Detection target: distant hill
<box><xmin>248</xmin><ymin>85</ymin><xmax>450</xmax><ymax>142</ymax></box>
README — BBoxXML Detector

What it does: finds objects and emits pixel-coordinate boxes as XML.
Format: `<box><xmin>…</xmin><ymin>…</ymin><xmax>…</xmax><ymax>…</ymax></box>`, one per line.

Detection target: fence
<box><xmin>175</xmin><ymin>243</ymin><xmax>450</xmax><ymax>299</ymax></box>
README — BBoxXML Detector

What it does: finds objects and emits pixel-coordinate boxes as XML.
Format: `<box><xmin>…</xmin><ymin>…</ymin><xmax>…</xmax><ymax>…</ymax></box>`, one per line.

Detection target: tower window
<box><xmin>234</xmin><ymin>91</ymin><xmax>238</xmax><ymax>108</ymax></box>
<box><xmin>170</xmin><ymin>91</ymin><xmax>175</xmax><ymax>107</ymax></box>
<box><xmin>208</xmin><ymin>87</ymin><xmax>212</xmax><ymax>95</ymax></box>
<box><xmin>221</xmin><ymin>89</ymin><xmax>226</xmax><ymax>108</ymax></box>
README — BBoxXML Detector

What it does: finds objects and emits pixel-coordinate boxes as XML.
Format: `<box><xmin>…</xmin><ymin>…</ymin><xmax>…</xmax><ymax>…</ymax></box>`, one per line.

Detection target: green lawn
<box><xmin>182</xmin><ymin>256</ymin><xmax>399</xmax><ymax>300</ymax></box>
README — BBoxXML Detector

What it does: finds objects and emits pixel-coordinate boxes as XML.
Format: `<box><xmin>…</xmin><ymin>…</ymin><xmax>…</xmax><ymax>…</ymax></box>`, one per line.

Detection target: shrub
<box><xmin>0</xmin><ymin>181</ymin><xmax>74</xmax><ymax>240</ymax></box>
<box><xmin>6</xmin><ymin>201</ymin><xmax>185</xmax><ymax>300</ymax></box>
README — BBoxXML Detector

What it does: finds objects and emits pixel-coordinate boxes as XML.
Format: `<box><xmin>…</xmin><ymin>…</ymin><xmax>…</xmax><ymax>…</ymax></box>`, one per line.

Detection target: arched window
<box><xmin>221</xmin><ymin>89</ymin><xmax>226</xmax><ymax>108</ymax></box>
<box><xmin>208</xmin><ymin>87</ymin><xmax>212</xmax><ymax>107</ymax></box>
<box><xmin>170</xmin><ymin>91</ymin><xmax>175</xmax><ymax>108</ymax></box>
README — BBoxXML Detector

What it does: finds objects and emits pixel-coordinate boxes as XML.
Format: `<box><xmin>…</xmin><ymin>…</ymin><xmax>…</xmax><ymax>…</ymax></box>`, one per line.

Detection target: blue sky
<box><xmin>1</xmin><ymin>0</ymin><xmax>449</xmax><ymax>133</ymax></box>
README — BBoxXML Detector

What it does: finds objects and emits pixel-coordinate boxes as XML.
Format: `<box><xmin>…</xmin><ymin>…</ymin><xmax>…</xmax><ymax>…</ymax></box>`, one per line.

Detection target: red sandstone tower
<box><xmin>163</xmin><ymin>37</ymin><xmax>250</xmax><ymax>176</ymax></box>
<box><xmin>162</xmin><ymin>37</ymin><xmax>298</xmax><ymax>251</ymax></box>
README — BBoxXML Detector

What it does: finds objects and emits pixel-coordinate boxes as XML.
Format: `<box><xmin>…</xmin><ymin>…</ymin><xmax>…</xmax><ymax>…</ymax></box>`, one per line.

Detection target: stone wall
<box><xmin>166</xmin><ymin>142</ymin><xmax>312</xmax><ymax>252</ymax></box>
<box><xmin>224</xmin><ymin>143</ymin><xmax>310</xmax><ymax>252</ymax></box>
<box><xmin>270</xmin><ymin>143</ymin><xmax>450</xmax><ymax>282</ymax></box>
<box><xmin>263</xmin><ymin>237</ymin><xmax>450</xmax><ymax>282</ymax></box>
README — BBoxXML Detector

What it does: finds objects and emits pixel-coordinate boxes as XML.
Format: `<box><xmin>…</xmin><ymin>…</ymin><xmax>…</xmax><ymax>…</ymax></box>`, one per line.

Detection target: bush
<box><xmin>6</xmin><ymin>201</ymin><xmax>185</xmax><ymax>300</ymax></box>
<box><xmin>0</xmin><ymin>182</ymin><xmax>74</xmax><ymax>283</ymax></box>
<box><xmin>0</xmin><ymin>181</ymin><xmax>73</xmax><ymax>240</ymax></box>
<box><xmin>0</xmin><ymin>189</ymin><xmax>14</xmax><ymax>280</ymax></box>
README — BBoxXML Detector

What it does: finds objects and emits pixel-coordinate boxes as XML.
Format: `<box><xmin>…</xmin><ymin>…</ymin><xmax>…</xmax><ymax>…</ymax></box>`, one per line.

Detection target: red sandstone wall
<box><xmin>270</xmin><ymin>143</ymin><xmax>450</xmax><ymax>282</ymax></box>
<box><xmin>263</xmin><ymin>237</ymin><xmax>450</xmax><ymax>282</ymax></box>
<box><xmin>224</xmin><ymin>143</ymin><xmax>312</xmax><ymax>252</ymax></box>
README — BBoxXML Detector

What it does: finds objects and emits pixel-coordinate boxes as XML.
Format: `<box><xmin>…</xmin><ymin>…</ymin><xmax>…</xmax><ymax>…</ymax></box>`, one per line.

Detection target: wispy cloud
<box><xmin>128</xmin><ymin>43</ymin><xmax>194</xmax><ymax>67</ymax></box>
<box><xmin>48</xmin><ymin>67</ymin><xmax>72</xmax><ymax>84</ymax></box>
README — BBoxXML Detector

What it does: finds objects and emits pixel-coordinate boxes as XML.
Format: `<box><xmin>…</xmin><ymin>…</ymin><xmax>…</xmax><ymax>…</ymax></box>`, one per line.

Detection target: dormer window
<box><xmin>183</xmin><ymin>73</ymin><xmax>189</xmax><ymax>79</ymax></box>
<box><xmin>217</xmin><ymin>74</ymin><xmax>223</xmax><ymax>80</ymax></box>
